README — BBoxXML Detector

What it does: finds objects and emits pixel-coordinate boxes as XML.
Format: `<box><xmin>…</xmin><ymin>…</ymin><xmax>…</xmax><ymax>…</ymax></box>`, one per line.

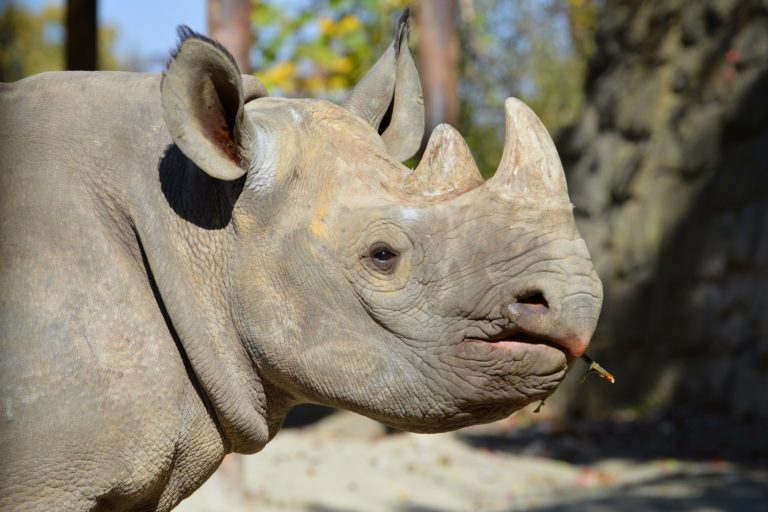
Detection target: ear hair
<box><xmin>167</xmin><ymin>25</ymin><xmax>240</xmax><ymax>73</ymax></box>
<box><xmin>393</xmin><ymin>8</ymin><xmax>410</xmax><ymax>56</ymax></box>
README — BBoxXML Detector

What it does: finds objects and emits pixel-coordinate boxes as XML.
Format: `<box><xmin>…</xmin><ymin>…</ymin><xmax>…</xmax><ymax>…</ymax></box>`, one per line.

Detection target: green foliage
<box><xmin>249</xmin><ymin>1</ymin><xmax>596</xmax><ymax>177</ymax></box>
<box><xmin>250</xmin><ymin>0</ymin><xmax>408</xmax><ymax>97</ymax></box>
<box><xmin>0</xmin><ymin>3</ymin><xmax>63</xmax><ymax>81</ymax></box>
<box><xmin>0</xmin><ymin>2</ymin><xmax>122</xmax><ymax>82</ymax></box>
<box><xmin>458</xmin><ymin>0</ymin><xmax>597</xmax><ymax>175</ymax></box>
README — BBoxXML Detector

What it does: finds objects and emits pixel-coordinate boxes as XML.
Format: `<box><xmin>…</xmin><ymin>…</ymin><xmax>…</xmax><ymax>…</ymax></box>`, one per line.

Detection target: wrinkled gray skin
<box><xmin>0</xmin><ymin>19</ymin><xmax>602</xmax><ymax>512</ymax></box>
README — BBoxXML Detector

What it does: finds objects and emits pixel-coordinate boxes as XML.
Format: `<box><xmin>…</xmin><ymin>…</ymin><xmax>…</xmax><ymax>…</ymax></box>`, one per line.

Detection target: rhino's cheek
<box><xmin>443</xmin><ymin>339</ymin><xmax>569</xmax><ymax>404</ymax></box>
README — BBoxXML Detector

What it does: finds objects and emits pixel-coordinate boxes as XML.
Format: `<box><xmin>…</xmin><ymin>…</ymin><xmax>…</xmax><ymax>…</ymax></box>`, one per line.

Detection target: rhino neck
<box><xmin>130</xmin><ymin>146</ymin><xmax>290</xmax><ymax>454</ymax></box>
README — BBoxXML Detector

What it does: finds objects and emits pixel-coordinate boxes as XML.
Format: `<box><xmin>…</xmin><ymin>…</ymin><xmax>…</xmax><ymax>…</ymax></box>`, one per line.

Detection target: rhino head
<box><xmin>158</xmin><ymin>14</ymin><xmax>602</xmax><ymax>449</ymax></box>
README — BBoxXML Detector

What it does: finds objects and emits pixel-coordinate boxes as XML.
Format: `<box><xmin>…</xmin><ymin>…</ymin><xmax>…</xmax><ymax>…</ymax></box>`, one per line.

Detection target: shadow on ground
<box><xmin>457</xmin><ymin>414</ymin><xmax>768</xmax><ymax>468</ymax></box>
<box><xmin>526</xmin><ymin>470</ymin><xmax>768</xmax><ymax>511</ymax></box>
<box><xmin>391</xmin><ymin>470</ymin><xmax>768</xmax><ymax>512</ymax></box>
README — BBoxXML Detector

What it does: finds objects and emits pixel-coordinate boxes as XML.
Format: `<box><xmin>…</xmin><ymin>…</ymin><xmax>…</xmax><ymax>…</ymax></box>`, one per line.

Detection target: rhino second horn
<box><xmin>485</xmin><ymin>97</ymin><xmax>569</xmax><ymax>202</ymax></box>
<box><xmin>403</xmin><ymin>124</ymin><xmax>483</xmax><ymax>198</ymax></box>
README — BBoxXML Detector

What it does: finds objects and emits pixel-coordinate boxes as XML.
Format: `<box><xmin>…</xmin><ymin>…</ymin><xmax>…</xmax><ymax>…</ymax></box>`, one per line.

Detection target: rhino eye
<box><xmin>368</xmin><ymin>243</ymin><xmax>399</xmax><ymax>273</ymax></box>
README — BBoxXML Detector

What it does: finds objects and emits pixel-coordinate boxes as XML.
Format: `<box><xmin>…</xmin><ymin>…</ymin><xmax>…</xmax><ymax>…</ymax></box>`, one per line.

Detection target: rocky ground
<box><xmin>176</xmin><ymin>406</ymin><xmax>768</xmax><ymax>512</ymax></box>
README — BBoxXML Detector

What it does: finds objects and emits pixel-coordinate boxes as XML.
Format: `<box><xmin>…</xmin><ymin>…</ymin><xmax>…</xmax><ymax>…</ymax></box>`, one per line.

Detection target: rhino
<box><xmin>0</xmin><ymin>13</ymin><xmax>602</xmax><ymax>511</ymax></box>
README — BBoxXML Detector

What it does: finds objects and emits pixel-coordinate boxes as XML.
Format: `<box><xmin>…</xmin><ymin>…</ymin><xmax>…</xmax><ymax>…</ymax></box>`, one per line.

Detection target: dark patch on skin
<box><xmin>199</xmin><ymin>73</ymin><xmax>243</xmax><ymax>167</ymax></box>
<box><xmin>158</xmin><ymin>144</ymin><xmax>244</xmax><ymax>229</ymax></box>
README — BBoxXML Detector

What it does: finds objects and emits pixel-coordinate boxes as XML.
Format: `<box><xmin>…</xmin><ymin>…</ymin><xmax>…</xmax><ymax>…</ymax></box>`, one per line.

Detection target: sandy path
<box><xmin>176</xmin><ymin>411</ymin><xmax>768</xmax><ymax>511</ymax></box>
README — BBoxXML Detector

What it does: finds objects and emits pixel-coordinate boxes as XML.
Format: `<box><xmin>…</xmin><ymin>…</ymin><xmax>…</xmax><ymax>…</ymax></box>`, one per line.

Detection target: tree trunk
<box><xmin>66</xmin><ymin>0</ymin><xmax>97</xmax><ymax>71</ymax></box>
<box><xmin>208</xmin><ymin>0</ymin><xmax>252</xmax><ymax>73</ymax></box>
<box><xmin>415</xmin><ymin>0</ymin><xmax>460</xmax><ymax>152</ymax></box>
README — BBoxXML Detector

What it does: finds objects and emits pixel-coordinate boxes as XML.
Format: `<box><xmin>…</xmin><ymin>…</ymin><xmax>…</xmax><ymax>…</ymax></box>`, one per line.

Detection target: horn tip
<box><xmin>503</xmin><ymin>97</ymin><xmax>535</xmax><ymax>119</ymax></box>
<box><xmin>425</xmin><ymin>123</ymin><xmax>466</xmax><ymax>152</ymax></box>
<box><xmin>502</xmin><ymin>96</ymin><xmax>552</xmax><ymax>140</ymax></box>
<box><xmin>491</xmin><ymin>97</ymin><xmax>569</xmax><ymax>200</ymax></box>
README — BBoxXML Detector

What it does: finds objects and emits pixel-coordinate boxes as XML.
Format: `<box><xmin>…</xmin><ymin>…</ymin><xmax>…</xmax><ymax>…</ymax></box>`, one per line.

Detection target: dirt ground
<box><xmin>176</xmin><ymin>406</ymin><xmax>768</xmax><ymax>512</ymax></box>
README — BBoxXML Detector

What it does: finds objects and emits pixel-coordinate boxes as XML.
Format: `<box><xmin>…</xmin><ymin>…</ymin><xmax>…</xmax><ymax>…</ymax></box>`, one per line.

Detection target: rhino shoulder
<box><xmin>2</xmin><ymin>71</ymin><xmax>165</xmax><ymax>142</ymax></box>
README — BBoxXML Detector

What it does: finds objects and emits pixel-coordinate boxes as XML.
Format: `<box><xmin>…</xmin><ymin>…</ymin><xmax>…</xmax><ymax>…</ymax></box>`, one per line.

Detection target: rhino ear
<box><xmin>343</xmin><ymin>10</ymin><xmax>424</xmax><ymax>162</ymax></box>
<box><xmin>161</xmin><ymin>26</ymin><xmax>267</xmax><ymax>181</ymax></box>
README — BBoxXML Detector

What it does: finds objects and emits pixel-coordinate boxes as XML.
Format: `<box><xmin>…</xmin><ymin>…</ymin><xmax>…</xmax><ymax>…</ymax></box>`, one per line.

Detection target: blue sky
<box><xmin>19</xmin><ymin>0</ymin><xmax>207</xmax><ymax>70</ymax></box>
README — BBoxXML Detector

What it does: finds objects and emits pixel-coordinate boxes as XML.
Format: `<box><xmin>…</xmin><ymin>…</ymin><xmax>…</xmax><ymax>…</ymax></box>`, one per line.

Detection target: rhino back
<box><xmin>0</xmin><ymin>72</ymin><xmax>224</xmax><ymax>510</ymax></box>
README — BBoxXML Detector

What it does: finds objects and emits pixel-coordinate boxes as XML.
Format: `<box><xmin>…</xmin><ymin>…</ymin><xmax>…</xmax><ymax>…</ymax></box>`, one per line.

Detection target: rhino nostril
<box><xmin>517</xmin><ymin>291</ymin><xmax>548</xmax><ymax>310</ymax></box>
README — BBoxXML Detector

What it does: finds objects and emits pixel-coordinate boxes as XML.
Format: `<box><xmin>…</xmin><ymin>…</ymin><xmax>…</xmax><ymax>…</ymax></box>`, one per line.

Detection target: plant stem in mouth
<box><xmin>581</xmin><ymin>354</ymin><xmax>616</xmax><ymax>384</ymax></box>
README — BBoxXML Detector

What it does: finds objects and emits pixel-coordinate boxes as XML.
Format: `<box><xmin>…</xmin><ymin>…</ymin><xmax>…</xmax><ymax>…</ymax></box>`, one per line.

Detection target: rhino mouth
<box><xmin>465</xmin><ymin>330</ymin><xmax>568</xmax><ymax>355</ymax></box>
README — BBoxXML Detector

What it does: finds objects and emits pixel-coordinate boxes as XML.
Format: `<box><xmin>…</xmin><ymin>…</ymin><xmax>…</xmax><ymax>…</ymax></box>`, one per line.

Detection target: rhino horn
<box><xmin>403</xmin><ymin>124</ymin><xmax>483</xmax><ymax>198</ymax></box>
<box><xmin>485</xmin><ymin>98</ymin><xmax>569</xmax><ymax>202</ymax></box>
<box><xmin>343</xmin><ymin>9</ymin><xmax>424</xmax><ymax>162</ymax></box>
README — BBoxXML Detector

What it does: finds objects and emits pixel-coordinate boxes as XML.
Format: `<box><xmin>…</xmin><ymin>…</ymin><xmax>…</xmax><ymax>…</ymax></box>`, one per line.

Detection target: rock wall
<box><xmin>558</xmin><ymin>0</ymin><xmax>768</xmax><ymax>421</ymax></box>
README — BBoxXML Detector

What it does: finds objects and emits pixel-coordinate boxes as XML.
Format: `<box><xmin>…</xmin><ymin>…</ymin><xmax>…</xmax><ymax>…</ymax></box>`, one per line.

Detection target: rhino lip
<box><xmin>466</xmin><ymin>330</ymin><xmax>566</xmax><ymax>353</ymax></box>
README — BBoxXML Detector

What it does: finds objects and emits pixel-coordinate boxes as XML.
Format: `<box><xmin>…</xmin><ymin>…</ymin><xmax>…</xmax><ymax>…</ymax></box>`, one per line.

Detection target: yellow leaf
<box><xmin>337</xmin><ymin>15</ymin><xmax>362</xmax><ymax>35</ymax></box>
<box><xmin>255</xmin><ymin>61</ymin><xmax>297</xmax><ymax>93</ymax></box>
<box><xmin>268</xmin><ymin>61</ymin><xmax>296</xmax><ymax>82</ymax></box>
<box><xmin>328</xmin><ymin>75</ymin><xmax>349</xmax><ymax>90</ymax></box>
<box><xmin>330</xmin><ymin>56</ymin><xmax>354</xmax><ymax>74</ymax></box>
<box><xmin>319</xmin><ymin>17</ymin><xmax>334</xmax><ymax>37</ymax></box>
<box><xmin>305</xmin><ymin>76</ymin><xmax>328</xmax><ymax>93</ymax></box>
